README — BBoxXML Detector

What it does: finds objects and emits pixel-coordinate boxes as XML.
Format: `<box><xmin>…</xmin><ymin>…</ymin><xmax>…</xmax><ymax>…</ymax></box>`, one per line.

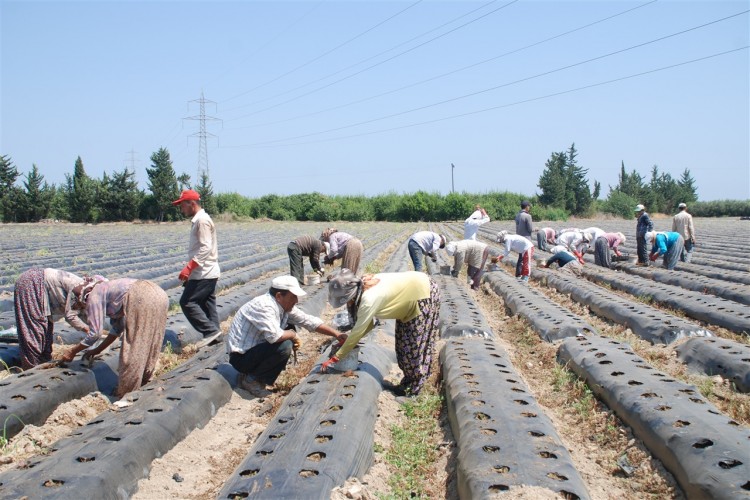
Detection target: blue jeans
<box><xmin>408</xmin><ymin>239</ymin><xmax>425</xmax><ymax>271</ymax></box>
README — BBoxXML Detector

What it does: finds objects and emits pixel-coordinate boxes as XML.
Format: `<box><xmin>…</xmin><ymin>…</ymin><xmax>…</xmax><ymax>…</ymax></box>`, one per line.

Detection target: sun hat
<box><xmin>439</xmin><ymin>234</ymin><xmax>447</xmax><ymax>249</ymax></box>
<box><xmin>496</xmin><ymin>230</ymin><xmax>508</xmax><ymax>243</ymax></box>
<box><xmin>327</xmin><ymin>268</ymin><xmax>361</xmax><ymax>308</ymax></box>
<box><xmin>634</xmin><ymin>204</ymin><xmax>645</xmax><ymax>212</ymax></box>
<box><xmin>172</xmin><ymin>189</ymin><xmax>201</xmax><ymax>206</ymax></box>
<box><xmin>272</xmin><ymin>275</ymin><xmax>306</xmax><ymax>297</ymax></box>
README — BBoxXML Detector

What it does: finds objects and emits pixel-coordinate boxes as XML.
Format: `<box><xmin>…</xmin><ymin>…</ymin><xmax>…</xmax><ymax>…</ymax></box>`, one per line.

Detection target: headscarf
<box><xmin>320</xmin><ymin>228</ymin><xmax>338</xmax><ymax>241</ymax></box>
<box><xmin>327</xmin><ymin>268</ymin><xmax>362</xmax><ymax>308</ymax></box>
<box><xmin>644</xmin><ymin>231</ymin><xmax>657</xmax><ymax>243</ymax></box>
<box><xmin>496</xmin><ymin>230</ymin><xmax>508</xmax><ymax>243</ymax></box>
<box><xmin>582</xmin><ymin>231</ymin><xmax>593</xmax><ymax>243</ymax></box>
<box><xmin>445</xmin><ymin>242</ymin><xmax>457</xmax><ymax>256</ymax></box>
<box><xmin>71</xmin><ymin>275</ymin><xmax>107</xmax><ymax>309</ymax></box>
<box><xmin>616</xmin><ymin>232</ymin><xmax>626</xmax><ymax>243</ymax></box>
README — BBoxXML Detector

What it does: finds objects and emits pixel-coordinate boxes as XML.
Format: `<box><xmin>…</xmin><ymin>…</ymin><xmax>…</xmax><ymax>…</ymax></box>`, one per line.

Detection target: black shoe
<box><xmin>383</xmin><ymin>381</ymin><xmax>407</xmax><ymax>396</ymax></box>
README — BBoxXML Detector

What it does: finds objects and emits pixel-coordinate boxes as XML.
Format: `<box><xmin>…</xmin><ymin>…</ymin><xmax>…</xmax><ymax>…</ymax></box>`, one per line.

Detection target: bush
<box><xmin>600</xmin><ymin>191</ymin><xmax>639</xmax><ymax>219</ymax></box>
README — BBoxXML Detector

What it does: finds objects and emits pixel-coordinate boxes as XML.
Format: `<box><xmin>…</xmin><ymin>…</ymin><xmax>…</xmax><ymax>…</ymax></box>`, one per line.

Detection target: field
<box><xmin>0</xmin><ymin>218</ymin><xmax>748</xmax><ymax>499</ymax></box>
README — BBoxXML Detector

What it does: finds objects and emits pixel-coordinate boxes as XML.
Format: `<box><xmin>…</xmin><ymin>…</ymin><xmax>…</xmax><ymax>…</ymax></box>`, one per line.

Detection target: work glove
<box><xmin>315</xmin><ymin>269</ymin><xmax>325</xmax><ymax>277</ymax></box>
<box><xmin>431</xmin><ymin>257</ymin><xmax>437</xmax><ymax>263</ymax></box>
<box><xmin>320</xmin><ymin>356</ymin><xmax>339</xmax><ymax>373</ymax></box>
<box><xmin>323</xmin><ymin>256</ymin><xmax>334</xmax><ymax>266</ymax></box>
<box><xmin>179</xmin><ymin>260</ymin><xmax>199</xmax><ymax>281</ymax></box>
<box><xmin>649</xmin><ymin>254</ymin><xmax>658</xmax><ymax>262</ymax></box>
<box><xmin>450</xmin><ymin>269</ymin><xmax>458</xmax><ymax>278</ymax></box>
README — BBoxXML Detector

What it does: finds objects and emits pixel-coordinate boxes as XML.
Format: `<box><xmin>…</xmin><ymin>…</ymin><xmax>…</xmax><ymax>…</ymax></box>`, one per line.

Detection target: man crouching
<box><xmin>227</xmin><ymin>275</ymin><xmax>346</xmax><ymax>397</ymax></box>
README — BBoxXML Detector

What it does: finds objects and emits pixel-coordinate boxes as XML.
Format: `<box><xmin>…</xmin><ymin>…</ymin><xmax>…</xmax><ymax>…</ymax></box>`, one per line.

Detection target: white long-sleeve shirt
<box><xmin>464</xmin><ymin>211</ymin><xmax>490</xmax><ymax>240</ymax></box>
<box><xmin>187</xmin><ymin>209</ymin><xmax>220</xmax><ymax>279</ymax></box>
<box><xmin>556</xmin><ymin>231</ymin><xmax>587</xmax><ymax>254</ymax></box>
<box><xmin>409</xmin><ymin>231</ymin><xmax>442</xmax><ymax>255</ymax></box>
<box><xmin>498</xmin><ymin>234</ymin><xmax>534</xmax><ymax>258</ymax></box>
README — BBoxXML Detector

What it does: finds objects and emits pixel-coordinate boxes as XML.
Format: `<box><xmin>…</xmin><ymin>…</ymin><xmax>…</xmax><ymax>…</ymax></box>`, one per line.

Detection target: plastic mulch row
<box><xmin>441</xmin><ymin>338</ymin><xmax>590</xmax><ymax>499</ymax></box>
<box><xmin>483</xmin><ymin>270</ymin><xmax>596</xmax><ymax>342</ymax></box>
<box><xmin>0</xmin><ymin>347</ymin><xmax>233</xmax><ymax>499</ymax></box>
<box><xmin>217</xmin><ymin>340</ymin><xmax>395</xmax><ymax>500</ymax></box>
<box><xmin>676</xmin><ymin>337</ymin><xmax>750</xmax><ymax>393</ymax></box>
<box><xmin>558</xmin><ymin>335</ymin><xmax>750</xmax><ymax>499</ymax></box>
<box><xmin>617</xmin><ymin>264</ymin><xmax>750</xmax><ymax>307</ymax></box>
<box><xmin>580</xmin><ymin>265</ymin><xmax>750</xmax><ymax>335</ymax></box>
<box><xmin>534</xmin><ymin>266</ymin><xmax>712</xmax><ymax>345</ymax></box>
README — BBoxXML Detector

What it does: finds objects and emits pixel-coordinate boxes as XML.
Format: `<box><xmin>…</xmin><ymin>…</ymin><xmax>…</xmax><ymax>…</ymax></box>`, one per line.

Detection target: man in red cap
<box><xmin>172</xmin><ymin>189</ymin><xmax>221</xmax><ymax>347</ymax></box>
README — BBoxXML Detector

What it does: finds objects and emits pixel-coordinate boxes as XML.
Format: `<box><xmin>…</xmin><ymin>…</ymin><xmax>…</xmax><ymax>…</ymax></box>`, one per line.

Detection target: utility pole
<box><xmin>184</xmin><ymin>92</ymin><xmax>221</xmax><ymax>184</ymax></box>
<box><xmin>451</xmin><ymin>163</ymin><xmax>455</xmax><ymax>193</ymax></box>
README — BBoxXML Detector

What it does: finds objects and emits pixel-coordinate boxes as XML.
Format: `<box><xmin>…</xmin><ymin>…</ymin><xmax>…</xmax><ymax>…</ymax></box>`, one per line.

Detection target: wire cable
<box><xmin>220</xmin><ymin>45</ymin><xmax>748</xmax><ymax>150</ymax></box>
<box><xmin>231</xmin><ymin>9</ymin><xmax>749</xmax><ymax>146</ymax></box>
<box><xmin>228</xmin><ymin>0</ymin><xmax>658</xmax><ymax>130</ymax></box>
<box><xmin>221</xmin><ymin>0</ymin><xmax>425</xmax><ymax>104</ymax></box>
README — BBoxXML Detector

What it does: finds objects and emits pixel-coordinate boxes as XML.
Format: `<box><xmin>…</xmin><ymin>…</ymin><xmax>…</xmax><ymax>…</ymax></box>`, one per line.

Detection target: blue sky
<box><xmin>2</xmin><ymin>0</ymin><xmax>748</xmax><ymax>201</ymax></box>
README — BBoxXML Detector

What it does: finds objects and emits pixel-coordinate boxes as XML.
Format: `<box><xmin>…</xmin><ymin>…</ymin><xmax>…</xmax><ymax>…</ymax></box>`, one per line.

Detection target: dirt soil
<box><xmin>0</xmin><ymin>392</ymin><xmax>111</xmax><ymax>472</ymax></box>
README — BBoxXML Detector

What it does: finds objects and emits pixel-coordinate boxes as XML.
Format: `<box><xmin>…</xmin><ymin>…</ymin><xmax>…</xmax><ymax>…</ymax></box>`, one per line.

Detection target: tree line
<box><xmin>0</xmin><ymin>146</ymin><xmax>747</xmax><ymax>224</ymax></box>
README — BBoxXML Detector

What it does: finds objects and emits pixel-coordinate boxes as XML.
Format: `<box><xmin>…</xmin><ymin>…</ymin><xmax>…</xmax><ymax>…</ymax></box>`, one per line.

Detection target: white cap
<box><xmin>634</xmin><ymin>204</ymin><xmax>645</xmax><ymax>212</ymax></box>
<box><xmin>678</xmin><ymin>203</ymin><xmax>687</xmax><ymax>209</ymax></box>
<box><xmin>271</xmin><ymin>275</ymin><xmax>306</xmax><ymax>296</ymax></box>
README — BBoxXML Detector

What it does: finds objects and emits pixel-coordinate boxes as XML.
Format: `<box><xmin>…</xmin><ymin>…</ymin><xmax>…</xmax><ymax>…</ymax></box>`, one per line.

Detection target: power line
<box><xmin>231</xmin><ymin>10</ymin><xmax>749</xmax><ymax>147</ymax></box>
<box><xmin>228</xmin><ymin>0</ymin><xmax>657</xmax><ymax>131</ymax></box>
<box><xmin>222</xmin><ymin>0</ymin><xmax>425</xmax><ymax>105</ymax></box>
<box><xmin>222</xmin><ymin>0</ymin><xmax>508</xmax><ymax>114</ymax></box>
<box><xmin>220</xmin><ymin>46</ymin><xmax>748</xmax><ymax>150</ymax></box>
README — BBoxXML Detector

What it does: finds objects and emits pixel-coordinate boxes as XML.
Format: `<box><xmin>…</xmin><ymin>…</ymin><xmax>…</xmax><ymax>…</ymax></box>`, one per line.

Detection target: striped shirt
<box><xmin>227</xmin><ymin>292</ymin><xmax>323</xmax><ymax>354</ymax></box>
<box><xmin>81</xmin><ymin>278</ymin><xmax>137</xmax><ymax>346</ymax></box>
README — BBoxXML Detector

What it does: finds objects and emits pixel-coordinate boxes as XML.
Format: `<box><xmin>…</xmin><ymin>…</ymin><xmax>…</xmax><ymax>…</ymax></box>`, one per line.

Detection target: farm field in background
<box><xmin>0</xmin><ymin>218</ymin><xmax>748</xmax><ymax>499</ymax></box>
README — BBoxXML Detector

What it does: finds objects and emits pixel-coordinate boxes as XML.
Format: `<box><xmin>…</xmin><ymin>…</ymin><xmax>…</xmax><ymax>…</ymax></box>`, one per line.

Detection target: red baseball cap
<box><xmin>172</xmin><ymin>189</ymin><xmax>200</xmax><ymax>205</ymax></box>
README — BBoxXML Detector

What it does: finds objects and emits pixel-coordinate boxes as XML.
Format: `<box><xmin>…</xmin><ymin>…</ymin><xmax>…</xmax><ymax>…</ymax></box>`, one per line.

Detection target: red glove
<box><xmin>179</xmin><ymin>260</ymin><xmax>199</xmax><ymax>281</ymax></box>
<box><xmin>320</xmin><ymin>356</ymin><xmax>339</xmax><ymax>373</ymax></box>
<box><xmin>649</xmin><ymin>254</ymin><xmax>658</xmax><ymax>262</ymax></box>
<box><xmin>574</xmin><ymin>251</ymin><xmax>584</xmax><ymax>265</ymax></box>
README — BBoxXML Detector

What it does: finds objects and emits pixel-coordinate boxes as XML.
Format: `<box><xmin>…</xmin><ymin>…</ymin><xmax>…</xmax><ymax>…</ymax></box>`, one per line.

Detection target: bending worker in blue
<box><xmin>647</xmin><ymin>231</ymin><xmax>685</xmax><ymax>270</ymax></box>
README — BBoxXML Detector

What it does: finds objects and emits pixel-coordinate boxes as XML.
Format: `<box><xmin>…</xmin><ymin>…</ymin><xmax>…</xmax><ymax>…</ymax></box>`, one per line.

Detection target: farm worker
<box><xmin>496</xmin><ymin>231</ymin><xmax>535</xmax><ymax>282</ymax></box>
<box><xmin>647</xmin><ymin>231</ymin><xmax>684</xmax><ymax>270</ymax></box>
<box><xmin>320</xmin><ymin>228</ymin><xmax>364</xmax><ymax>275</ymax></box>
<box><xmin>323</xmin><ymin>269</ymin><xmax>441</xmax><ymax>398</ymax></box>
<box><xmin>173</xmin><ymin>189</ymin><xmax>222</xmax><ymax>348</ymax></box>
<box><xmin>446</xmin><ymin>239</ymin><xmax>489</xmax><ymax>290</ymax></box>
<box><xmin>13</xmin><ymin>268</ymin><xmax>90</xmax><ymax>369</ymax></box>
<box><xmin>515</xmin><ymin>200</ymin><xmax>534</xmax><ymax>241</ymax></box>
<box><xmin>594</xmin><ymin>232</ymin><xmax>627</xmax><ymax>268</ymax></box>
<box><xmin>407</xmin><ymin>231</ymin><xmax>446</xmax><ymax>271</ymax></box>
<box><xmin>226</xmin><ymin>276</ymin><xmax>346</xmax><ymax>397</ymax></box>
<box><xmin>62</xmin><ymin>278</ymin><xmax>168</xmax><ymax>398</ymax></box>
<box><xmin>582</xmin><ymin>227</ymin><xmax>606</xmax><ymax>245</ymax></box>
<box><xmin>635</xmin><ymin>204</ymin><xmax>654</xmax><ymax>266</ymax></box>
<box><xmin>556</xmin><ymin>230</ymin><xmax>591</xmax><ymax>264</ymax></box>
<box><xmin>463</xmin><ymin>205</ymin><xmax>490</xmax><ymax>240</ymax></box>
<box><xmin>536</xmin><ymin>227</ymin><xmax>557</xmax><ymax>251</ymax></box>
<box><xmin>672</xmin><ymin>203</ymin><xmax>696</xmax><ymax>262</ymax></box>
<box><xmin>543</xmin><ymin>247</ymin><xmax>582</xmax><ymax>276</ymax></box>
<box><xmin>287</xmin><ymin>235</ymin><xmax>325</xmax><ymax>285</ymax></box>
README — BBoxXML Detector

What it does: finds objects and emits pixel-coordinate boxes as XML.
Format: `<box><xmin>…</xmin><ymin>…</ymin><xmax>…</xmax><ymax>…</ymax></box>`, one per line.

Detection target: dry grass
<box><xmin>534</xmin><ymin>284</ymin><xmax>750</xmax><ymax>426</ymax></box>
<box><xmin>474</xmin><ymin>283</ymin><xmax>682</xmax><ymax>499</ymax></box>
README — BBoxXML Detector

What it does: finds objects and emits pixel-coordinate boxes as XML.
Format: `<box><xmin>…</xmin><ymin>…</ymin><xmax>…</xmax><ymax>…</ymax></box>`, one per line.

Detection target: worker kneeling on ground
<box><xmin>226</xmin><ymin>275</ymin><xmax>346</xmax><ymax>398</ymax></box>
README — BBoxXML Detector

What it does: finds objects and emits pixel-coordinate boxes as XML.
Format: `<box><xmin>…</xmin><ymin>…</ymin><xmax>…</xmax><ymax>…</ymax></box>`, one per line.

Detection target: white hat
<box><xmin>634</xmin><ymin>204</ymin><xmax>645</xmax><ymax>212</ymax></box>
<box><xmin>445</xmin><ymin>242</ymin><xmax>457</xmax><ymax>256</ymax></box>
<box><xmin>496</xmin><ymin>230</ymin><xmax>508</xmax><ymax>243</ymax></box>
<box><xmin>271</xmin><ymin>276</ymin><xmax>306</xmax><ymax>296</ymax></box>
<box><xmin>678</xmin><ymin>203</ymin><xmax>687</xmax><ymax>209</ymax></box>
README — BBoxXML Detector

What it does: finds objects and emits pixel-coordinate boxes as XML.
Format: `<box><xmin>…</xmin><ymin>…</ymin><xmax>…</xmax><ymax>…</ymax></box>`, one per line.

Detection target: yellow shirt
<box><xmin>336</xmin><ymin>272</ymin><xmax>432</xmax><ymax>358</ymax></box>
